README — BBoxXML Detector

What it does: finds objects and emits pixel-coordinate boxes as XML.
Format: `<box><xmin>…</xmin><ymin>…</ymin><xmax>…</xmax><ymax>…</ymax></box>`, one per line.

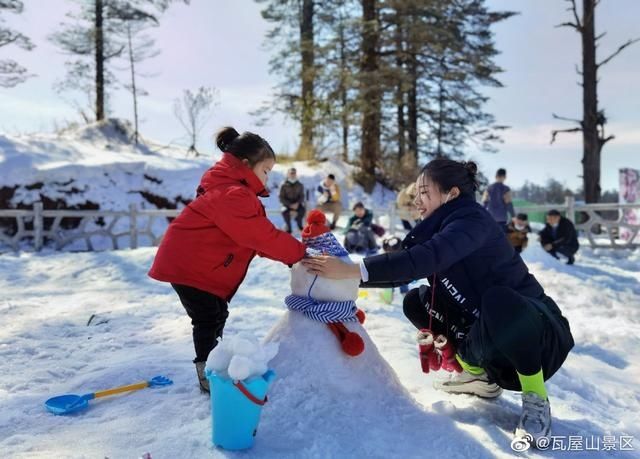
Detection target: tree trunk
<box><xmin>338</xmin><ymin>18</ymin><xmax>349</xmax><ymax>162</ymax></box>
<box><xmin>360</xmin><ymin>0</ymin><xmax>380</xmax><ymax>185</ymax></box>
<box><xmin>436</xmin><ymin>72</ymin><xmax>445</xmax><ymax>158</ymax></box>
<box><xmin>297</xmin><ymin>0</ymin><xmax>315</xmax><ymax>160</ymax></box>
<box><xmin>126</xmin><ymin>25</ymin><xmax>139</xmax><ymax>144</ymax></box>
<box><xmin>395</xmin><ymin>9</ymin><xmax>406</xmax><ymax>161</ymax></box>
<box><xmin>406</xmin><ymin>53</ymin><xmax>418</xmax><ymax>169</ymax></box>
<box><xmin>581</xmin><ymin>0</ymin><xmax>601</xmax><ymax>203</ymax></box>
<box><xmin>95</xmin><ymin>0</ymin><xmax>105</xmax><ymax>121</ymax></box>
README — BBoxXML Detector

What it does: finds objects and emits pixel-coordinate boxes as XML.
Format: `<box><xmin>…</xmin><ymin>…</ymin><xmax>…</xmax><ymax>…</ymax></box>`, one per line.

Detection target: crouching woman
<box><xmin>302</xmin><ymin>158</ymin><xmax>574</xmax><ymax>447</ymax></box>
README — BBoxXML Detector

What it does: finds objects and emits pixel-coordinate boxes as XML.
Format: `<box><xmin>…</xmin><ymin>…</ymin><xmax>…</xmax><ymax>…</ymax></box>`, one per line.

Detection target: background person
<box><xmin>539</xmin><ymin>209</ymin><xmax>579</xmax><ymax>265</ymax></box>
<box><xmin>343</xmin><ymin>202</ymin><xmax>377</xmax><ymax>254</ymax></box>
<box><xmin>482</xmin><ymin>168</ymin><xmax>515</xmax><ymax>231</ymax></box>
<box><xmin>507</xmin><ymin>213</ymin><xmax>531</xmax><ymax>254</ymax></box>
<box><xmin>279</xmin><ymin>167</ymin><xmax>306</xmax><ymax>233</ymax></box>
<box><xmin>397</xmin><ymin>182</ymin><xmax>420</xmax><ymax>230</ymax></box>
<box><xmin>316</xmin><ymin>173</ymin><xmax>342</xmax><ymax>229</ymax></box>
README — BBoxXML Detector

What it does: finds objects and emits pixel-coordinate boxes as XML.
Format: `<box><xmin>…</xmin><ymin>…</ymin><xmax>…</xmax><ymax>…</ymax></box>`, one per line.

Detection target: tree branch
<box><xmin>551</xmin><ymin>127</ymin><xmax>582</xmax><ymax>144</ymax></box>
<box><xmin>598</xmin><ymin>38</ymin><xmax>640</xmax><ymax>68</ymax></box>
<box><xmin>601</xmin><ymin>134</ymin><xmax>615</xmax><ymax>145</ymax></box>
<box><xmin>555</xmin><ymin>21</ymin><xmax>580</xmax><ymax>31</ymax></box>
<box><xmin>566</xmin><ymin>0</ymin><xmax>582</xmax><ymax>29</ymax></box>
<box><xmin>595</xmin><ymin>31</ymin><xmax>607</xmax><ymax>42</ymax></box>
<box><xmin>552</xmin><ymin>113</ymin><xmax>582</xmax><ymax>124</ymax></box>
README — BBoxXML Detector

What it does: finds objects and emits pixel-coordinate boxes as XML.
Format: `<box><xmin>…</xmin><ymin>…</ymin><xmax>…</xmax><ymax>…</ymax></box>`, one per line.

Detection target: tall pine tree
<box><xmin>0</xmin><ymin>0</ymin><xmax>34</xmax><ymax>88</ymax></box>
<box><xmin>50</xmin><ymin>0</ymin><xmax>188</xmax><ymax>122</ymax></box>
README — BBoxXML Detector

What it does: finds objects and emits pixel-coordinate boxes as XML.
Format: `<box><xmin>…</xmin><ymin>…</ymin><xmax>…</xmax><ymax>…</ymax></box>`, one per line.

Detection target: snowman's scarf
<box><xmin>285</xmin><ymin>274</ymin><xmax>358</xmax><ymax>323</ymax></box>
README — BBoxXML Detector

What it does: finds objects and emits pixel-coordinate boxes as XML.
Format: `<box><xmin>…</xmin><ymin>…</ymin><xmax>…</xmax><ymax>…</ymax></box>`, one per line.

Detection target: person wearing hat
<box><xmin>279</xmin><ymin>167</ymin><xmax>306</xmax><ymax>233</ymax></box>
<box><xmin>539</xmin><ymin>209</ymin><xmax>579</xmax><ymax>265</ymax></box>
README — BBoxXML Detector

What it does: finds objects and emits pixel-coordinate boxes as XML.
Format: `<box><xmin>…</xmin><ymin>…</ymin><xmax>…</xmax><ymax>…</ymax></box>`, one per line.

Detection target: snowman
<box><xmin>248</xmin><ymin>210</ymin><xmax>444</xmax><ymax>455</ymax></box>
<box><xmin>284</xmin><ymin>209</ymin><xmax>366</xmax><ymax>356</ymax></box>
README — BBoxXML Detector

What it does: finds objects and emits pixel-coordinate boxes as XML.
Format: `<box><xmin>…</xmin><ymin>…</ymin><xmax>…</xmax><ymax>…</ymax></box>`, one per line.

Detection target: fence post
<box><xmin>129</xmin><ymin>203</ymin><xmax>138</xmax><ymax>249</ymax></box>
<box><xmin>565</xmin><ymin>196</ymin><xmax>575</xmax><ymax>223</ymax></box>
<box><xmin>34</xmin><ymin>201</ymin><xmax>43</xmax><ymax>252</ymax></box>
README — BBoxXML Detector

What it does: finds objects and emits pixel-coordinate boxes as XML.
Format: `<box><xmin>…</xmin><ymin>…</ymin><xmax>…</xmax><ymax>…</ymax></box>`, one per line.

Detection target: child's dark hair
<box><xmin>496</xmin><ymin>168</ymin><xmax>507</xmax><ymax>177</ymax></box>
<box><xmin>516</xmin><ymin>213</ymin><xmax>529</xmax><ymax>221</ymax></box>
<box><xmin>352</xmin><ymin>202</ymin><xmax>365</xmax><ymax>211</ymax></box>
<box><xmin>420</xmin><ymin>158</ymin><xmax>479</xmax><ymax>196</ymax></box>
<box><xmin>216</xmin><ymin>127</ymin><xmax>275</xmax><ymax>167</ymax></box>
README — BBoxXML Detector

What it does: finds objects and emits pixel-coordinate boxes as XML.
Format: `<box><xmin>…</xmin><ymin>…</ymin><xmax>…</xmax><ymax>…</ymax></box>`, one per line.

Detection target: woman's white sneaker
<box><xmin>514</xmin><ymin>392</ymin><xmax>551</xmax><ymax>448</ymax></box>
<box><xmin>433</xmin><ymin>369</ymin><xmax>503</xmax><ymax>398</ymax></box>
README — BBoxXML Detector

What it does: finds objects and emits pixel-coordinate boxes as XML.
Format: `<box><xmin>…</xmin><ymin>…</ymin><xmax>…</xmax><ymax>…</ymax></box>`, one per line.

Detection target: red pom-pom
<box><xmin>356</xmin><ymin>309</ymin><xmax>366</xmax><ymax>324</ymax></box>
<box><xmin>302</xmin><ymin>210</ymin><xmax>330</xmax><ymax>238</ymax></box>
<box><xmin>341</xmin><ymin>331</ymin><xmax>365</xmax><ymax>356</ymax></box>
<box><xmin>306</xmin><ymin>209</ymin><xmax>326</xmax><ymax>225</ymax></box>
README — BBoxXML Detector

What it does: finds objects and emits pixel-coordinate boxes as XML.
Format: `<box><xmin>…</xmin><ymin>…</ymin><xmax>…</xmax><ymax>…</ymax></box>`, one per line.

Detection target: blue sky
<box><xmin>0</xmin><ymin>0</ymin><xmax>638</xmax><ymax>191</ymax></box>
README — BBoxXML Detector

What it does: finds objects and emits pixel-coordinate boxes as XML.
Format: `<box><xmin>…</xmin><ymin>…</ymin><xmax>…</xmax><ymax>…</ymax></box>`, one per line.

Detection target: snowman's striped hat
<box><xmin>302</xmin><ymin>210</ymin><xmax>349</xmax><ymax>257</ymax></box>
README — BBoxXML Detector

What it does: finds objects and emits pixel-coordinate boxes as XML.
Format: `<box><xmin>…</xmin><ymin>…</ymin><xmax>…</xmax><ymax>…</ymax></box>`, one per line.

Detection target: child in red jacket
<box><xmin>149</xmin><ymin>126</ymin><xmax>306</xmax><ymax>392</ymax></box>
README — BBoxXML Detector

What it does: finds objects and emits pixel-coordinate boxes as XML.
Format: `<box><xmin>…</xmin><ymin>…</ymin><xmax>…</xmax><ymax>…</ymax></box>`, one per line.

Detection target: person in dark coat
<box><xmin>343</xmin><ymin>202</ymin><xmax>377</xmax><ymax>254</ymax></box>
<box><xmin>301</xmin><ymin>158</ymin><xmax>574</xmax><ymax>447</ymax></box>
<box><xmin>149</xmin><ymin>127</ymin><xmax>306</xmax><ymax>393</ymax></box>
<box><xmin>482</xmin><ymin>168</ymin><xmax>515</xmax><ymax>231</ymax></box>
<box><xmin>539</xmin><ymin>209</ymin><xmax>579</xmax><ymax>265</ymax></box>
<box><xmin>279</xmin><ymin>167</ymin><xmax>306</xmax><ymax>233</ymax></box>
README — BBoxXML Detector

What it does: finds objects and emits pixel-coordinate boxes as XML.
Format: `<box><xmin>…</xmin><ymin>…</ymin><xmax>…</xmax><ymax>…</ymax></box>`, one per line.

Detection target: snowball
<box><xmin>206</xmin><ymin>345</ymin><xmax>232</xmax><ymax>374</ymax></box>
<box><xmin>228</xmin><ymin>355</ymin><xmax>254</xmax><ymax>381</ymax></box>
<box><xmin>232</xmin><ymin>337</ymin><xmax>259</xmax><ymax>356</ymax></box>
<box><xmin>205</xmin><ymin>334</ymin><xmax>279</xmax><ymax>381</ymax></box>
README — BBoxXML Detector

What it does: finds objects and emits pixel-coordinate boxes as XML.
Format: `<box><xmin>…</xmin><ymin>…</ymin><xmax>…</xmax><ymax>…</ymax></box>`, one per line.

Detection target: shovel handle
<box><xmin>93</xmin><ymin>381</ymin><xmax>149</xmax><ymax>399</ymax></box>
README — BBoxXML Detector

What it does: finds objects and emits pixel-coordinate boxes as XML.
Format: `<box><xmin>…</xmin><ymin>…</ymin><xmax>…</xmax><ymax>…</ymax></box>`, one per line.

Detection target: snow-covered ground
<box><xmin>1</xmin><ymin>240</ymin><xmax>638</xmax><ymax>458</ymax></box>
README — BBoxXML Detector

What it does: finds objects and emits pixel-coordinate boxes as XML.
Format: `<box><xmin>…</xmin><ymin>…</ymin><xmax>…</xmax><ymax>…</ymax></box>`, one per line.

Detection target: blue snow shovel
<box><xmin>45</xmin><ymin>375</ymin><xmax>173</xmax><ymax>415</ymax></box>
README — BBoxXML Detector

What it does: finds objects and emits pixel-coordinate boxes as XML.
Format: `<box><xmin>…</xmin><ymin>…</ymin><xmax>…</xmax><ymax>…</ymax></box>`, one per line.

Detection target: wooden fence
<box><xmin>0</xmin><ymin>197</ymin><xmax>638</xmax><ymax>252</ymax></box>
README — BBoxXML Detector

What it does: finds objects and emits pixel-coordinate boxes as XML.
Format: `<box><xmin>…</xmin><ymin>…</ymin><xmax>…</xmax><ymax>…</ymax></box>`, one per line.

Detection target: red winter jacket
<box><xmin>149</xmin><ymin>153</ymin><xmax>306</xmax><ymax>301</ymax></box>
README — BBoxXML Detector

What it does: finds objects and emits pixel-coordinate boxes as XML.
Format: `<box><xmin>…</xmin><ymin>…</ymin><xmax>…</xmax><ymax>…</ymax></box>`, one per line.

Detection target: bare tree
<box><xmin>50</xmin><ymin>0</ymin><xmax>188</xmax><ymax>122</ymax></box>
<box><xmin>552</xmin><ymin>0</ymin><xmax>639</xmax><ymax>203</ymax></box>
<box><xmin>0</xmin><ymin>0</ymin><xmax>34</xmax><ymax>87</ymax></box>
<box><xmin>173</xmin><ymin>87</ymin><xmax>218</xmax><ymax>156</ymax></box>
<box><xmin>122</xmin><ymin>23</ymin><xmax>159</xmax><ymax>144</ymax></box>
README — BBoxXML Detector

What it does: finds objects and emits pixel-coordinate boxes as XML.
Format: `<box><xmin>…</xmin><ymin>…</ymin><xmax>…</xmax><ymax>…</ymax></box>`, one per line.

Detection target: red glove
<box><xmin>433</xmin><ymin>334</ymin><xmax>462</xmax><ymax>373</ymax></box>
<box><xmin>417</xmin><ymin>329</ymin><xmax>462</xmax><ymax>373</ymax></box>
<box><xmin>417</xmin><ymin>329</ymin><xmax>441</xmax><ymax>373</ymax></box>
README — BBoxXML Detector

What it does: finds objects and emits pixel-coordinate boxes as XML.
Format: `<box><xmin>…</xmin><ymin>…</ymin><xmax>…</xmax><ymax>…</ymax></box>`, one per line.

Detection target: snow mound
<box><xmin>256</xmin><ymin>311</ymin><xmax>463</xmax><ymax>456</ymax></box>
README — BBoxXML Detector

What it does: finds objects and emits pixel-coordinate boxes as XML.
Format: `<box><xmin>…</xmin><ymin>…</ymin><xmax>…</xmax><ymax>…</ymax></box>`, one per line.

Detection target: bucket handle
<box><xmin>233</xmin><ymin>381</ymin><xmax>268</xmax><ymax>406</ymax></box>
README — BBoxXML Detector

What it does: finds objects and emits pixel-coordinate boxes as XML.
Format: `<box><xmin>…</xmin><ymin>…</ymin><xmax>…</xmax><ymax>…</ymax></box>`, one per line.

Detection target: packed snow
<box><xmin>0</xmin><ymin>120</ymin><xmax>396</xmax><ymax>215</ymax></box>
<box><xmin>206</xmin><ymin>335</ymin><xmax>278</xmax><ymax>381</ymax></box>
<box><xmin>0</xmin><ymin>240</ymin><xmax>638</xmax><ymax>458</ymax></box>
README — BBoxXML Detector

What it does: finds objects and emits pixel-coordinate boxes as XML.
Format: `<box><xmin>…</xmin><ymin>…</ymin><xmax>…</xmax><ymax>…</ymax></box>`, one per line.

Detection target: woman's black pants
<box><xmin>403</xmin><ymin>284</ymin><xmax>574</xmax><ymax>390</ymax></box>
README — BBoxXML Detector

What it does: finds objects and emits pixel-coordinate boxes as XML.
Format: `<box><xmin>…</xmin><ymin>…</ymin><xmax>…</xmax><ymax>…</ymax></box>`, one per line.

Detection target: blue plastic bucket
<box><xmin>206</xmin><ymin>369</ymin><xmax>276</xmax><ymax>450</ymax></box>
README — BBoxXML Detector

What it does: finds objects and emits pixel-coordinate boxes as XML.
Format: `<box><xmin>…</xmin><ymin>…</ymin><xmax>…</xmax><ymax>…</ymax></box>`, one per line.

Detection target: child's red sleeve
<box><xmin>212</xmin><ymin>187</ymin><xmax>306</xmax><ymax>265</ymax></box>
